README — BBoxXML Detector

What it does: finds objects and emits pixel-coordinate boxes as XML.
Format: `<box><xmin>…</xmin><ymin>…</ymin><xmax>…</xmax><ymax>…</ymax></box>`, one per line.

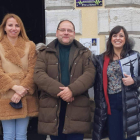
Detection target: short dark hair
<box><xmin>57</xmin><ymin>20</ymin><xmax>75</xmax><ymax>31</ymax></box>
<box><xmin>105</xmin><ymin>25</ymin><xmax>130</xmax><ymax>61</ymax></box>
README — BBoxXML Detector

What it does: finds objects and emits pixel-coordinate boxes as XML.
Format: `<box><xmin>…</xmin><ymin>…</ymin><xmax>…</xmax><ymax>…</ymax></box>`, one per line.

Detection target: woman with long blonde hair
<box><xmin>0</xmin><ymin>13</ymin><xmax>38</xmax><ymax>140</ymax></box>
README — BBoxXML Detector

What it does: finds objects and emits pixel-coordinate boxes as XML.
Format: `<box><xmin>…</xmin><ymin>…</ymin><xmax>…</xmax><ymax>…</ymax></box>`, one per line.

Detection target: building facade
<box><xmin>45</xmin><ymin>0</ymin><xmax>140</xmax><ymax>53</ymax></box>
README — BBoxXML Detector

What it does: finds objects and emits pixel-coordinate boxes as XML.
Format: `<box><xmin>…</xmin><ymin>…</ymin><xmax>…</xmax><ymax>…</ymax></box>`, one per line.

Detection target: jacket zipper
<box><xmin>122</xmin><ymin>84</ymin><xmax>127</xmax><ymax>139</ymax></box>
<box><xmin>69</xmin><ymin>49</ymin><xmax>85</xmax><ymax>74</ymax></box>
<box><xmin>69</xmin><ymin>49</ymin><xmax>89</xmax><ymax>83</ymax></box>
<box><xmin>54</xmin><ymin>52</ymin><xmax>61</xmax><ymax>82</ymax></box>
<box><xmin>54</xmin><ymin>52</ymin><xmax>61</xmax><ymax>134</ymax></box>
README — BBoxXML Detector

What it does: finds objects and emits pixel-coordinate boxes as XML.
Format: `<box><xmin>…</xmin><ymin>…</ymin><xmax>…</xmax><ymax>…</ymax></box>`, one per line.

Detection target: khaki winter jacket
<box><xmin>34</xmin><ymin>39</ymin><xmax>96</xmax><ymax>136</ymax></box>
<box><xmin>0</xmin><ymin>36</ymin><xmax>38</xmax><ymax>120</ymax></box>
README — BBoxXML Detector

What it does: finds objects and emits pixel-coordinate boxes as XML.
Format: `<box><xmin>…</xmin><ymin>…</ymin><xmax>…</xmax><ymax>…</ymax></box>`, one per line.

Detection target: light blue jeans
<box><xmin>1</xmin><ymin>117</ymin><xmax>29</xmax><ymax>140</ymax></box>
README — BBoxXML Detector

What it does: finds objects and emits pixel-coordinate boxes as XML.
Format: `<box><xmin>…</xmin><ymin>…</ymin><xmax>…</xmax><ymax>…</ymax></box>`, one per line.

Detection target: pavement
<box><xmin>46</xmin><ymin>136</ymin><xmax>109</xmax><ymax>140</ymax></box>
<box><xmin>46</xmin><ymin>136</ymin><xmax>140</xmax><ymax>140</ymax></box>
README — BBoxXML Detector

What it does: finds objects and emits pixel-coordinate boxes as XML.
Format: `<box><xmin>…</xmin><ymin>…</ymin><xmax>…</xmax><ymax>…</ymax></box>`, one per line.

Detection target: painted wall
<box><xmin>75</xmin><ymin>0</ymin><xmax>106</xmax><ymax>53</ymax></box>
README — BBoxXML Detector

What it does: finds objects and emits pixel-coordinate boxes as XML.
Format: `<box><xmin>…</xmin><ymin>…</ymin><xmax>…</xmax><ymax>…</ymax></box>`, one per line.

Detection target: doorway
<box><xmin>0</xmin><ymin>0</ymin><xmax>45</xmax><ymax>44</ymax></box>
<box><xmin>0</xmin><ymin>0</ymin><xmax>46</xmax><ymax>139</ymax></box>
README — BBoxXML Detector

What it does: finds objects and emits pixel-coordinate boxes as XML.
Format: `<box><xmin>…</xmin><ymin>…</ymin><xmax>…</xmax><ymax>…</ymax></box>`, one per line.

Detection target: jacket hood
<box><xmin>36</xmin><ymin>43</ymin><xmax>46</xmax><ymax>52</ymax></box>
<box><xmin>128</xmin><ymin>37</ymin><xmax>135</xmax><ymax>50</ymax></box>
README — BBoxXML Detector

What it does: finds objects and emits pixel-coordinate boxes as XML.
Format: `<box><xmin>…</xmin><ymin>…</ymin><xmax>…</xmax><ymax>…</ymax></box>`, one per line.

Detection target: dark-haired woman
<box><xmin>92</xmin><ymin>25</ymin><xmax>140</xmax><ymax>140</ymax></box>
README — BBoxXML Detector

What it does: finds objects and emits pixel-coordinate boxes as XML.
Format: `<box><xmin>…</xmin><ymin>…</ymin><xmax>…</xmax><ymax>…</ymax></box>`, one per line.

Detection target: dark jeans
<box><xmin>108</xmin><ymin>92</ymin><xmax>136</xmax><ymax>140</ymax></box>
<box><xmin>50</xmin><ymin>100</ymin><xmax>84</xmax><ymax>140</ymax></box>
<box><xmin>50</xmin><ymin>133</ymin><xmax>84</xmax><ymax>140</ymax></box>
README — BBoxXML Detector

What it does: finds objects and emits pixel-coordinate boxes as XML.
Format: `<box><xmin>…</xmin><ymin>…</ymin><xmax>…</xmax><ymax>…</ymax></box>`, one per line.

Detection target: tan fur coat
<box><xmin>0</xmin><ymin>36</ymin><xmax>38</xmax><ymax>120</ymax></box>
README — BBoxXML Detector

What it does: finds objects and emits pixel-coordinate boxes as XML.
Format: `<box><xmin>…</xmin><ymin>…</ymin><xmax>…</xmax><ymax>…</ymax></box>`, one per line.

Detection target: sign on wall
<box><xmin>80</xmin><ymin>38</ymin><xmax>99</xmax><ymax>100</ymax></box>
<box><xmin>80</xmin><ymin>38</ymin><xmax>100</xmax><ymax>55</ymax></box>
<box><xmin>76</xmin><ymin>0</ymin><xmax>102</xmax><ymax>7</ymax></box>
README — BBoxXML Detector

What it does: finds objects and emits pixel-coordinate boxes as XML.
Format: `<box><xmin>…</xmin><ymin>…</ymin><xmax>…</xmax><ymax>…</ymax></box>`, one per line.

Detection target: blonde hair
<box><xmin>0</xmin><ymin>13</ymin><xmax>29</xmax><ymax>41</ymax></box>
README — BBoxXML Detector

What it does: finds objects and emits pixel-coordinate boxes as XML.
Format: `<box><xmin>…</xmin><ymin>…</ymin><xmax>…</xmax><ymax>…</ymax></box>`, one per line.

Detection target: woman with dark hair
<box><xmin>92</xmin><ymin>25</ymin><xmax>140</xmax><ymax>140</ymax></box>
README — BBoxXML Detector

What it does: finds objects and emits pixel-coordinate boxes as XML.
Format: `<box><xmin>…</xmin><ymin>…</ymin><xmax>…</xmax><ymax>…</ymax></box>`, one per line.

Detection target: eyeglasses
<box><xmin>57</xmin><ymin>28</ymin><xmax>74</xmax><ymax>33</ymax></box>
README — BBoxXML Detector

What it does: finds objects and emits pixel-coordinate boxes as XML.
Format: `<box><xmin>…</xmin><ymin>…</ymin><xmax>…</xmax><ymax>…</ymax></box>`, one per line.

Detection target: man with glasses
<box><xmin>34</xmin><ymin>20</ymin><xmax>96</xmax><ymax>140</ymax></box>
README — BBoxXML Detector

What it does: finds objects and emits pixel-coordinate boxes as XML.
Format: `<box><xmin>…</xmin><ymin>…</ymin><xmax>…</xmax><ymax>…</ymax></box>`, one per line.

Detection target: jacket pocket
<box><xmin>39</xmin><ymin>97</ymin><xmax>58</xmax><ymax>123</ymax></box>
<box><xmin>47</xmin><ymin>64</ymin><xmax>58</xmax><ymax>79</ymax></box>
<box><xmin>39</xmin><ymin>96</ymin><xmax>57</xmax><ymax>108</ymax></box>
<box><xmin>70</xmin><ymin>96</ymin><xmax>91</xmax><ymax>122</ymax></box>
<box><xmin>72</xmin><ymin>95</ymin><xmax>90</xmax><ymax>107</ymax></box>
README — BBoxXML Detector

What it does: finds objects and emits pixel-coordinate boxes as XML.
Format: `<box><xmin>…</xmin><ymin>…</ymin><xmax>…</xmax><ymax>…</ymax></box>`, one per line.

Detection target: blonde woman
<box><xmin>0</xmin><ymin>13</ymin><xmax>38</xmax><ymax>140</ymax></box>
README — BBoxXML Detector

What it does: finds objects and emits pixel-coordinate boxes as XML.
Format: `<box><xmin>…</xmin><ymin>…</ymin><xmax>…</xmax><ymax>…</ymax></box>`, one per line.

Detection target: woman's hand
<box><xmin>11</xmin><ymin>93</ymin><xmax>21</xmax><ymax>103</ymax></box>
<box><xmin>122</xmin><ymin>74</ymin><xmax>134</xmax><ymax>86</ymax></box>
<box><xmin>12</xmin><ymin>85</ymin><xmax>28</xmax><ymax>97</ymax></box>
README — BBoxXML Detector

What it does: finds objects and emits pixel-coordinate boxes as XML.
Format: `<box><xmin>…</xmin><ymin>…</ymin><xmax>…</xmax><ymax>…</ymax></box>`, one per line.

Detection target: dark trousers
<box><xmin>50</xmin><ymin>133</ymin><xmax>84</xmax><ymax>140</ymax></box>
<box><xmin>27</xmin><ymin>117</ymin><xmax>46</xmax><ymax>140</ymax></box>
<box><xmin>108</xmin><ymin>92</ymin><xmax>136</xmax><ymax>140</ymax></box>
<box><xmin>50</xmin><ymin>100</ymin><xmax>84</xmax><ymax>140</ymax></box>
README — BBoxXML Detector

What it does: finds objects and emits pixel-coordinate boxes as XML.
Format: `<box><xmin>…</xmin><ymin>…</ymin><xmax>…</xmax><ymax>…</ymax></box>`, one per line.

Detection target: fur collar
<box><xmin>1</xmin><ymin>36</ymin><xmax>26</xmax><ymax>68</ymax></box>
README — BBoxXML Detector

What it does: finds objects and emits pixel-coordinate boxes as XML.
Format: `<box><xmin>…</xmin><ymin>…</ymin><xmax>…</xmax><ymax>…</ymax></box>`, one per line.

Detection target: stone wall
<box><xmin>45</xmin><ymin>0</ymin><xmax>82</xmax><ymax>44</ymax></box>
<box><xmin>45</xmin><ymin>0</ymin><xmax>140</xmax><ymax>50</ymax></box>
<box><xmin>98</xmin><ymin>0</ymin><xmax>140</xmax><ymax>52</ymax></box>
<box><xmin>105</xmin><ymin>0</ymin><xmax>140</xmax><ymax>8</ymax></box>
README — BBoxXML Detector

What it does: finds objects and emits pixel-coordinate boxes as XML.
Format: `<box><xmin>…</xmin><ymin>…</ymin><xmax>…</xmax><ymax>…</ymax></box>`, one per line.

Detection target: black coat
<box><xmin>92</xmin><ymin>50</ymin><xmax>140</xmax><ymax>140</ymax></box>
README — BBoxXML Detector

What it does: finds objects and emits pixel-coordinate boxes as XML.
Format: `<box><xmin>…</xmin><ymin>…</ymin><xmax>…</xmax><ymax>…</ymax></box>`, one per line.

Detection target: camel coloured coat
<box><xmin>0</xmin><ymin>36</ymin><xmax>38</xmax><ymax>120</ymax></box>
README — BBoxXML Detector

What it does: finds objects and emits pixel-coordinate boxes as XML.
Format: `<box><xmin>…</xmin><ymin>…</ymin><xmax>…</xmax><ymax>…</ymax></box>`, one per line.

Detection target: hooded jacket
<box><xmin>34</xmin><ymin>39</ymin><xmax>96</xmax><ymax>136</ymax></box>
